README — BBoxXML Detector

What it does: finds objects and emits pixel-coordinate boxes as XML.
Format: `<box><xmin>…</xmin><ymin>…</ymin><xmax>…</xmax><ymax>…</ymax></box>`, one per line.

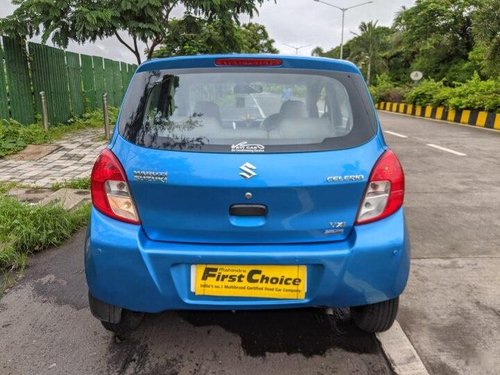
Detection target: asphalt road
<box><xmin>379</xmin><ymin>112</ymin><xmax>500</xmax><ymax>375</ymax></box>
<box><xmin>0</xmin><ymin>243</ymin><xmax>390</xmax><ymax>374</ymax></box>
<box><xmin>1</xmin><ymin>111</ymin><xmax>499</xmax><ymax>374</ymax></box>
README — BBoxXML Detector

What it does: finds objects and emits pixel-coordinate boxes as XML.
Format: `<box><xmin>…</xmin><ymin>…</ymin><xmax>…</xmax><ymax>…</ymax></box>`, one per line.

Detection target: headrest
<box><xmin>279</xmin><ymin>100</ymin><xmax>308</xmax><ymax>119</ymax></box>
<box><xmin>193</xmin><ymin>101</ymin><xmax>221</xmax><ymax>120</ymax></box>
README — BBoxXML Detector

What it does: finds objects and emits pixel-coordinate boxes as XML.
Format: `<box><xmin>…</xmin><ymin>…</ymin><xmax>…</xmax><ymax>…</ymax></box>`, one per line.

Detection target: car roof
<box><xmin>136</xmin><ymin>54</ymin><xmax>361</xmax><ymax>75</ymax></box>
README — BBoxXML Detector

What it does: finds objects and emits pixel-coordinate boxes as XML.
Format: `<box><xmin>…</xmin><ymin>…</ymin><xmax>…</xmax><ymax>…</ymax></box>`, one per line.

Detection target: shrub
<box><xmin>404</xmin><ymin>79</ymin><xmax>452</xmax><ymax>107</ymax></box>
<box><xmin>396</xmin><ymin>74</ymin><xmax>500</xmax><ymax>112</ymax></box>
<box><xmin>370</xmin><ymin>74</ymin><xmax>410</xmax><ymax>103</ymax></box>
<box><xmin>445</xmin><ymin>73</ymin><xmax>500</xmax><ymax>112</ymax></box>
<box><xmin>0</xmin><ymin>120</ymin><xmax>49</xmax><ymax>157</ymax></box>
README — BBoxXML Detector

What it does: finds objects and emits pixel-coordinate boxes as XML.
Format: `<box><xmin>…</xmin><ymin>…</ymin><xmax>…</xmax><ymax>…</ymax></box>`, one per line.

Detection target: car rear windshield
<box><xmin>119</xmin><ymin>68</ymin><xmax>377</xmax><ymax>153</ymax></box>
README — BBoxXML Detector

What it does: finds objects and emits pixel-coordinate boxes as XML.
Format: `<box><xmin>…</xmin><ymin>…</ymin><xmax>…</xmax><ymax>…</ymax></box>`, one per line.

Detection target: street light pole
<box><xmin>283</xmin><ymin>43</ymin><xmax>312</xmax><ymax>55</ymax></box>
<box><xmin>313</xmin><ymin>0</ymin><xmax>373</xmax><ymax>59</ymax></box>
<box><xmin>340</xmin><ymin>8</ymin><xmax>345</xmax><ymax>59</ymax></box>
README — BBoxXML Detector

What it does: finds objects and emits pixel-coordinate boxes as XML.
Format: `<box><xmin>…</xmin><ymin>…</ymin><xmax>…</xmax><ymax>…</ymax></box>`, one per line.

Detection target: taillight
<box><xmin>356</xmin><ymin>150</ymin><xmax>404</xmax><ymax>225</ymax></box>
<box><xmin>90</xmin><ymin>149</ymin><xmax>140</xmax><ymax>224</ymax></box>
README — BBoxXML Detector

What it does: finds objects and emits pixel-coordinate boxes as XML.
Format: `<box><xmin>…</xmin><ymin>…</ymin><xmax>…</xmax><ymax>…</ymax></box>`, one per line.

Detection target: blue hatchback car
<box><xmin>85</xmin><ymin>55</ymin><xmax>410</xmax><ymax>334</ymax></box>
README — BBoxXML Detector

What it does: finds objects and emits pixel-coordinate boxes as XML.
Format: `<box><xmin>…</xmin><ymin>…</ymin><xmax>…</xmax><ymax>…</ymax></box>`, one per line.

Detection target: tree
<box><xmin>313</xmin><ymin>0</ymin><xmax>498</xmax><ymax>98</ymax></box>
<box><xmin>239</xmin><ymin>23</ymin><xmax>279</xmax><ymax>54</ymax></box>
<box><xmin>379</xmin><ymin>28</ymin><xmax>412</xmax><ymax>84</ymax></box>
<box><xmin>311</xmin><ymin>44</ymin><xmax>349</xmax><ymax>59</ymax></box>
<box><xmin>0</xmin><ymin>0</ymin><xmax>268</xmax><ymax>64</ymax></box>
<box><xmin>311</xmin><ymin>22</ymin><xmax>391</xmax><ymax>85</ymax></box>
<box><xmin>471</xmin><ymin>0</ymin><xmax>500</xmax><ymax>77</ymax></box>
<box><xmin>153</xmin><ymin>17</ymin><xmax>278</xmax><ymax>57</ymax></box>
<box><xmin>311</xmin><ymin>46</ymin><xmax>337</xmax><ymax>59</ymax></box>
<box><xmin>393</xmin><ymin>0</ymin><xmax>479</xmax><ymax>82</ymax></box>
<box><xmin>348</xmin><ymin>21</ymin><xmax>391</xmax><ymax>85</ymax></box>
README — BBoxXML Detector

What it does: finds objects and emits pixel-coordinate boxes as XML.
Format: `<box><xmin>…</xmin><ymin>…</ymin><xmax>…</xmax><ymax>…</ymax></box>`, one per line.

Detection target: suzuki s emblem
<box><xmin>239</xmin><ymin>162</ymin><xmax>257</xmax><ymax>179</ymax></box>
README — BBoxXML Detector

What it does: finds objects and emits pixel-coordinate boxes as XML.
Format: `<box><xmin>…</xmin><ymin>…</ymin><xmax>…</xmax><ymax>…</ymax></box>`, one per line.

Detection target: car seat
<box><xmin>193</xmin><ymin>101</ymin><xmax>223</xmax><ymax>126</ymax></box>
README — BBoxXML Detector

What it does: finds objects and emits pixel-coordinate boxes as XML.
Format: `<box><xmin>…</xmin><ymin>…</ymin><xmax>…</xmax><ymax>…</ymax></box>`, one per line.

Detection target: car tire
<box><xmin>100</xmin><ymin>309</ymin><xmax>145</xmax><ymax>336</ymax></box>
<box><xmin>351</xmin><ymin>297</ymin><xmax>399</xmax><ymax>333</ymax></box>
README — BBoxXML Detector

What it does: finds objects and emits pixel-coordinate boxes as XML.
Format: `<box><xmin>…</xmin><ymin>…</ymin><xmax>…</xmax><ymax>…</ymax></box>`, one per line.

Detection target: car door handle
<box><xmin>229</xmin><ymin>204</ymin><xmax>267</xmax><ymax>217</ymax></box>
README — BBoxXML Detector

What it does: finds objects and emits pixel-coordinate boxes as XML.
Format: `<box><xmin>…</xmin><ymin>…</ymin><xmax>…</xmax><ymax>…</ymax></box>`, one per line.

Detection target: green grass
<box><xmin>0</xmin><ymin>107</ymin><xmax>118</xmax><ymax>158</ymax></box>
<box><xmin>0</xmin><ymin>181</ymin><xmax>17</xmax><ymax>195</ymax></box>
<box><xmin>0</xmin><ymin>195</ymin><xmax>90</xmax><ymax>271</ymax></box>
<box><xmin>51</xmin><ymin>177</ymin><xmax>90</xmax><ymax>191</ymax></box>
<box><xmin>0</xmin><ymin>182</ymin><xmax>91</xmax><ymax>293</ymax></box>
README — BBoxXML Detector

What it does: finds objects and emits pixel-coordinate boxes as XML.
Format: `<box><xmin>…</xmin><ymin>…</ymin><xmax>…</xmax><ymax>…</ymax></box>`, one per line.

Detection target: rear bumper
<box><xmin>85</xmin><ymin>208</ymin><xmax>410</xmax><ymax>313</ymax></box>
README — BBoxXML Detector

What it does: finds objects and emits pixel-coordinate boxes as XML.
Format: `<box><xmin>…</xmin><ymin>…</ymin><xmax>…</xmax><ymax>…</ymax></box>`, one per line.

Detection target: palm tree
<box><xmin>355</xmin><ymin>21</ymin><xmax>378</xmax><ymax>84</ymax></box>
<box><xmin>349</xmin><ymin>21</ymin><xmax>389</xmax><ymax>85</ymax></box>
<box><xmin>311</xmin><ymin>47</ymin><xmax>325</xmax><ymax>57</ymax></box>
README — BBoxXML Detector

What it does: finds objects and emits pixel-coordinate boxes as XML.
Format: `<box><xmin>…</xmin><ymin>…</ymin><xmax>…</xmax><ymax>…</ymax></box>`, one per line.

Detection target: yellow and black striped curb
<box><xmin>376</xmin><ymin>102</ymin><xmax>500</xmax><ymax>131</ymax></box>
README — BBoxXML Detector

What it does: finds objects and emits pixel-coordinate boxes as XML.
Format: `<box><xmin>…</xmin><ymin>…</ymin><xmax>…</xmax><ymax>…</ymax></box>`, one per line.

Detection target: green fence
<box><xmin>0</xmin><ymin>36</ymin><xmax>137</xmax><ymax>125</ymax></box>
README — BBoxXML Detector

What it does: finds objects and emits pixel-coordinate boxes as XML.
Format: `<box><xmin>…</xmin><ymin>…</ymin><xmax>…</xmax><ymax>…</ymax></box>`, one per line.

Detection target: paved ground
<box><xmin>379</xmin><ymin>112</ymin><xmax>500</xmax><ymax>375</ymax></box>
<box><xmin>0</xmin><ymin>129</ymin><xmax>105</xmax><ymax>187</ymax></box>
<box><xmin>0</xmin><ymin>113</ymin><xmax>499</xmax><ymax>374</ymax></box>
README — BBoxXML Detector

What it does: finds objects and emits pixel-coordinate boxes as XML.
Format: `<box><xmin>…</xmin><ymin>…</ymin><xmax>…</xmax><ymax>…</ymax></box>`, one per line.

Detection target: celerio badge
<box><xmin>239</xmin><ymin>162</ymin><xmax>257</xmax><ymax>179</ymax></box>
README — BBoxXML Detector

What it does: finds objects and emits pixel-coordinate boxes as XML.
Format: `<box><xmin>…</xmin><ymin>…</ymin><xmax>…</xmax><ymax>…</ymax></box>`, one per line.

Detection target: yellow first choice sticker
<box><xmin>194</xmin><ymin>265</ymin><xmax>307</xmax><ymax>299</ymax></box>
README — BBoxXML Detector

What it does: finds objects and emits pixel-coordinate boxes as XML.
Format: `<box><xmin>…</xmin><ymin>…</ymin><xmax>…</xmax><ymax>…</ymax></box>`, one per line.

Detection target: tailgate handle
<box><xmin>229</xmin><ymin>204</ymin><xmax>267</xmax><ymax>217</ymax></box>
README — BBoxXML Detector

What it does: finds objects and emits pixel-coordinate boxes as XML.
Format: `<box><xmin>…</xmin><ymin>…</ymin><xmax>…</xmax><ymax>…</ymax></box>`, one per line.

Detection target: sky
<box><xmin>0</xmin><ymin>0</ymin><xmax>416</xmax><ymax>64</ymax></box>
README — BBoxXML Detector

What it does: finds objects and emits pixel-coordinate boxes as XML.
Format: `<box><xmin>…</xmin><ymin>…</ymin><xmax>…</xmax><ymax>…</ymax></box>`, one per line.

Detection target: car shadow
<box><xmin>104</xmin><ymin>308</ymin><xmax>389</xmax><ymax>374</ymax></box>
<box><xmin>168</xmin><ymin>308</ymin><xmax>376</xmax><ymax>357</ymax></box>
